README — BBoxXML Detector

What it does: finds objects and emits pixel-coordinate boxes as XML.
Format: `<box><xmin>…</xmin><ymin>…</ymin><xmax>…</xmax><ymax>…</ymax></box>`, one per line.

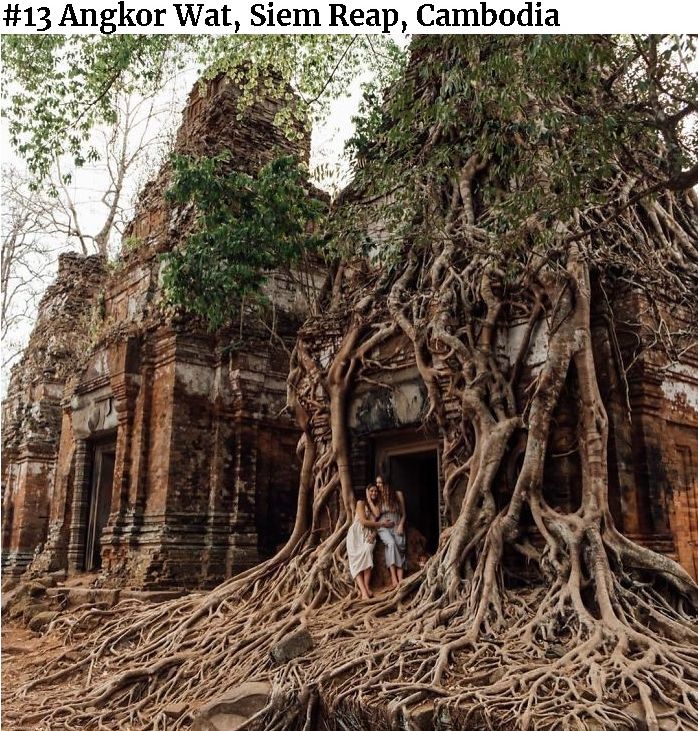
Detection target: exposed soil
<box><xmin>2</xmin><ymin>622</ymin><xmax>70</xmax><ymax>728</ymax></box>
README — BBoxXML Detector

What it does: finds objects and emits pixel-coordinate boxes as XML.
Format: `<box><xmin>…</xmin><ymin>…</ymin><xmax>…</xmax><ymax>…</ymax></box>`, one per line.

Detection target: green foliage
<box><xmin>2</xmin><ymin>35</ymin><xmax>183</xmax><ymax>180</ymax></box>
<box><xmin>2</xmin><ymin>35</ymin><xmax>404</xmax><ymax>181</ymax></box>
<box><xmin>122</xmin><ymin>236</ymin><xmax>142</xmax><ymax>252</ymax></box>
<box><xmin>342</xmin><ymin>36</ymin><xmax>697</xmax><ymax>265</ymax></box>
<box><xmin>161</xmin><ymin>154</ymin><xmax>324</xmax><ymax>330</ymax></box>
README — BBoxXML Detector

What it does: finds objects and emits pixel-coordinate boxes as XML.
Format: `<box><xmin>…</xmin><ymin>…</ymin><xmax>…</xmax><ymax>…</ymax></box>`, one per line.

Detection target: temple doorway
<box><xmin>374</xmin><ymin>436</ymin><xmax>441</xmax><ymax>554</ymax></box>
<box><xmin>84</xmin><ymin>441</ymin><xmax>116</xmax><ymax>571</ymax></box>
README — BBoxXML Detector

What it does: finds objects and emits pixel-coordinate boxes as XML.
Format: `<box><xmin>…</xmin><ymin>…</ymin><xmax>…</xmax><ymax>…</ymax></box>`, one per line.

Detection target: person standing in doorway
<box><xmin>346</xmin><ymin>484</ymin><xmax>394</xmax><ymax>600</ymax></box>
<box><xmin>367</xmin><ymin>475</ymin><xmax>407</xmax><ymax>588</ymax></box>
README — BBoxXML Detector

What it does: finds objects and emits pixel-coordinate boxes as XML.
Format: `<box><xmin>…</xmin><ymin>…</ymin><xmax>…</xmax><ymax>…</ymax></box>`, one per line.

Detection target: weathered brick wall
<box><xmin>123</xmin><ymin>71</ymin><xmax>311</xmax><ymax>255</ymax></box>
<box><xmin>9</xmin><ymin>72</ymin><xmax>319</xmax><ymax>589</ymax></box>
<box><xmin>175</xmin><ymin>72</ymin><xmax>309</xmax><ymax>171</ymax></box>
<box><xmin>612</xmin><ymin>289</ymin><xmax>698</xmax><ymax>574</ymax></box>
<box><xmin>1</xmin><ymin>254</ymin><xmax>107</xmax><ymax>575</ymax></box>
<box><xmin>67</xmin><ymin>324</ymin><xmax>303</xmax><ymax>589</ymax></box>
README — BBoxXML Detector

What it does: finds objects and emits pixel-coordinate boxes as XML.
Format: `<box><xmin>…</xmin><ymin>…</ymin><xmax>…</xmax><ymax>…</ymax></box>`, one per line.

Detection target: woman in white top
<box><xmin>346</xmin><ymin>484</ymin><xmax>395</xmax><ymax>600</ymax></box>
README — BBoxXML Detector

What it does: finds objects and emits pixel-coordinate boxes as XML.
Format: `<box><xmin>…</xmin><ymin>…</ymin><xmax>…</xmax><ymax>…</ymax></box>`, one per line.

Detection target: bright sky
<box><xmin>0</xmin><ymin>43</ymin><xmax>404</xmax><ymax>393</ymax></box>
<box><xmin>1</xmin><ymin>61</ymin><xmax>368</xmax><ymax>242</ymax></box>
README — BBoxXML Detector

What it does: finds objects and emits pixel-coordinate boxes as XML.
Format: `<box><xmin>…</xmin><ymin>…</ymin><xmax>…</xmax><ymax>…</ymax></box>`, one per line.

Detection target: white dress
<box><xmin>346</xmin><ymin>503</ymin><xmax>376</xmax><ymax>579</ymax></box>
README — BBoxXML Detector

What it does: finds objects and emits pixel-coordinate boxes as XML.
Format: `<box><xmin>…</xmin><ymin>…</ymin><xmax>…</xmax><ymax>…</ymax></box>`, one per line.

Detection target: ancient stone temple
<box><xmin>2</xmin><ymin>73</ymin><xmax>321</xmax><ymax>588</ymax></box>
<box><xmin>3</xmin><ymin>72</ymin><xmax>698</xmax><ymax>594</ymax></box>
<box><xmin>341</xmin><ymin>284</ymin><xmax>698</xmax><ymax>578</ymax></box>
<box><xmin>1</xmin><ymin>254</ymin><xmax>108</xmax><ymax>575</ymax></box>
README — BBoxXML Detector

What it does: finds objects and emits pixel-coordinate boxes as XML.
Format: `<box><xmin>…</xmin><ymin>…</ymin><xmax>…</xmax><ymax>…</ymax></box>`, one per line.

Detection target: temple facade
<box><xmin>2</xmin><ymin>74</ymin><xmax>698</xmax><ymax>590</ymax></box>
<box><xmin>339</xmin><ymin>284</ymin><xmax>698</xmax><ymax>578</ymax></box>
<box><xmin>2</xmin><ymin>73</ymin><xmax>321</xmax><ymax>588</ymax></box>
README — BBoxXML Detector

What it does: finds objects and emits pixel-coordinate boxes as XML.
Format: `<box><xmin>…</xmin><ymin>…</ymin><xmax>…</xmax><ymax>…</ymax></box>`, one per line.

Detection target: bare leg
<box><xmin>362</xmin><ymin>568</ymin><xmax>373</xmax><ymax>597</ymax></box>
<box><xmin>396</xmin><ymin>566</ymin><xmax>404</xmax><ymax>584</ymax></box>
<box><xmin>355</xmin><ymin>574</ymin><xmax>370</xmax><ymax>600</ymax></box>
<box><xmin>389</xmin><ymin>565</ymin><xmax>399</xmax><ymax>589</ymax></box>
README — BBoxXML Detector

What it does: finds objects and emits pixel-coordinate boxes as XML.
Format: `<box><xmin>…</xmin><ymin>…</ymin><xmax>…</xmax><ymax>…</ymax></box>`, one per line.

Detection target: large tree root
<box><xmin>7</xmin><ymin>53</ymin><xmax>698</xmax><ymax>728</ymax></box>
<box><xmin>8</xmin><ymin>507</ymin><xmax>698</xmax><ymax>731</ymax></box>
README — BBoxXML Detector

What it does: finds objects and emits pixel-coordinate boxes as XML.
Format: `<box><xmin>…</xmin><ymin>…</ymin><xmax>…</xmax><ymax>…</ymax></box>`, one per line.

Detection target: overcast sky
<box><xmin>0</xmin><ymin>46</ymin><xmax>397</xmax><ymax>394</ymax></box>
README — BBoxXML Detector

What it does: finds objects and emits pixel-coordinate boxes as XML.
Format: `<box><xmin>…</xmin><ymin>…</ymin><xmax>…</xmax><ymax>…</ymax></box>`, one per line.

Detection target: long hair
<box><xmin>377</xmin><ymin>476</ymin><xmax>399</xmax><ymax>512</ymax></box>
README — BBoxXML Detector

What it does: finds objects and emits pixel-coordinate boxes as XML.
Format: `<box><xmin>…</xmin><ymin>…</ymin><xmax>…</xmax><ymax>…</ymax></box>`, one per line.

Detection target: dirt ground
<box><xmin>2</xmin><ymin>620</ymin><xmax>72</xmax><ymax>729</ymax></box>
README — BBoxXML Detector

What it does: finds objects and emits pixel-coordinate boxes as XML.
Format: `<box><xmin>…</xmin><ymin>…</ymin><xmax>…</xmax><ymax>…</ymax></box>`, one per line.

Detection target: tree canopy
<box><xmin>1</xmin><ymin>34</ymin><xmax>405</xmax><ymax>180</ymax></box>
<box><xmin>342</xmin><ymin>36</ymin><xmax>698</xmax><ymax>262</ymax></box>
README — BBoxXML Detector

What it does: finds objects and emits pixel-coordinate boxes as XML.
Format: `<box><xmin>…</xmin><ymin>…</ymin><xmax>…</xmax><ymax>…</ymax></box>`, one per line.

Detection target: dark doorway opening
<box><xmin>388</xmin><ymin>449</ymin><xmax>440</xmax><ymax>553</ymax></box>
<box><xmin>84</xmin><ymin>442</ymin><xmax>116</xmax><ymax>571</ymax></box>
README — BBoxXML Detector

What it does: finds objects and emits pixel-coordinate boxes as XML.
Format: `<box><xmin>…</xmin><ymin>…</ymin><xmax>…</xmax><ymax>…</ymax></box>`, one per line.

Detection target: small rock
<box><xmin>270</xmin><ymin>627</ymin><xmax>313</xmax><ymax>665</ymax></box>
<box><xmin>1</xmin><ymin>583</ymin><xmax>26</xmax><ymax>613</ymax></box>
<box><xmin>2</xmin><ymin>577</ymin><xmax>20</xmax><ymax>593</ymax></box>
<box><xmin>35</xmin><ymin>575</ymin><xmax>57</xmax><ymax>589</ymax></box>
<box><xmin>191</xmin><ymin>682</ymin><xmax>271</xmax><ymax>731</ymax></box>
<box><xmin>66</xmin><ymin>588</ymin><xmax>94</xmax><ymax>607</ymax></box>
<box><xmin>164</xmin><ymin>703</ymin><xmax>187</xmax><ymax>719</ymax></box>
<box><xmin>23</xmin><ymin>602</ymin><xmax>49</xmax><ymax>622</ymax></box>
<box><xmin>26</xmin><ymin>581</ymin><xmax>47</xmax><ymax>598</ymax></box>
<box><xmin>8</xmin><ymin>597</ymin><xmax>30</xmax><ymax>620</ymax></box>
<box><xmin>28</xmin><ymin>611</ymin><xmax>59</xmax><ymax>632</ymax></box>
<box><xmin>548</xmin><ymin>643</ymin><xmax>567</xmax><ymax>658</ymax></box>
<box><xmin>98</xmin><ymin>589</ymin><xmax>120</xmax><ymax>608</ymax></box>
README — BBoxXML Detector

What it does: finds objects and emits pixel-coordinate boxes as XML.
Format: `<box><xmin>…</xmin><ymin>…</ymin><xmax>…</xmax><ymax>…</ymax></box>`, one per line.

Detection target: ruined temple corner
<box><xmin>1</xmin><ymin>71</ymin><xmax>321</xmax><ymax>590</ymax></box>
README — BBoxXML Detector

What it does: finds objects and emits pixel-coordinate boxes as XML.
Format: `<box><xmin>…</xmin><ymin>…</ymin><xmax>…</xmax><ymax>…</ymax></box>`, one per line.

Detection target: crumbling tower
<box><xmin>2</xmin><ymin>71</ymin><xmax>320</xmax><ymax>588</ymax></box>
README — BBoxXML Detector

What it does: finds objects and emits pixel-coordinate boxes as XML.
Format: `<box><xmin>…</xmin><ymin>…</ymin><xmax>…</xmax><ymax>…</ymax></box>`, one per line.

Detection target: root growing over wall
<box><xmin>7</xmin><ymin>37</ymin><xmax>698</xmax><ymax>731</ymax></box>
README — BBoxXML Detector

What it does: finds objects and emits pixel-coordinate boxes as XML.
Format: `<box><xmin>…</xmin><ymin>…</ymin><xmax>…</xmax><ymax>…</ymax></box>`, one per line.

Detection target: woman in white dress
<box><xmin>346</xmin><ymin>484</ymin><xmax>395</xmax><ymax>600</ymax></box>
